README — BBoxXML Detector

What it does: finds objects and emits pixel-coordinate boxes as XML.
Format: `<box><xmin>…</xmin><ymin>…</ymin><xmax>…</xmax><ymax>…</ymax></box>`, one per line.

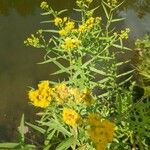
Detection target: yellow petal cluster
<box><xmin>61</xmin><ymin>37</ymin><xmax>81</xmax><ymax>50</ymax></box>
<box><xmin>40</xmin><ymin>1</ymin><xmax>49</xmax><ymax>10</ymax></box>
<box><xmin>53</xmin><ymin>83</ymin><xmax>70</xmax><ymax>104</ymax></box>
<box><xmin>63</xmin><ymin>108</ymin><xmax>81</xmax><ymax>126</ymax></box>
<box><xmin>24</xmin><ymin>34</ymin><xmax>40</xmax><ymax>47</ymax></box>
<box><xmin>54</xmin><ymin>17</ymin><xmax>63</xmax><ymax>26</ymax></box>
<box><xmin>87</xmin><ymin>114</ymin><xmax>115</xmax><ymax>150</ymax></box>
<box><xmin>28</xmin><ymin>81</ymin><xmax>53</xmax><ymax>108</ymax></box>
<box><xmin>107</xmin><ymin>0</ymin><xmax>118</xmax><ymax>7</ymax></box>
<box><xmin>120</xmin><ymin>28</ymin><xmax>130</xmax><ymax>39</ymax></box>
<box><xmin>78</xmin><ymin>17</ymin><xmax>101</xmax><ymax>33</ymax></box>
<box><xmin>59</xmin><ymin>21</ymin><xmax>75</xmax><ymax>36</ymax></box>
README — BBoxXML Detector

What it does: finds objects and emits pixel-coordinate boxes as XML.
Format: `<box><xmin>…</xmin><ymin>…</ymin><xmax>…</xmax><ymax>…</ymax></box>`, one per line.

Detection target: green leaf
<box><xmin>102</xmin><ymin>3</ymin><xmax>109</xmax><ymax>19</ymax></box>
<box><xmin>49</xmin><ymin>121</ymin><xmax>71</xmax><ymax>136</ymax></box>
<box><xmin>25</xmin><ymin>144</ymin><xmax>36</xmax><ymax>149</ymax></box>
<box><xmin>111</xmin><ymin>18</ymin><xmax>125</xmax><ymax>22</ymax></box>
<box><xmin>90</xmin><ymin>67</ymin><xmax>108</xmax><ymax>76</ymax></box>
<box><xmin>112</xmin><ymin>44</ymin><xmax>131</xmax><ymax>50</ymax></box>
<box><xmin>41</xmin><ymin>11</ymin><xmax>53</xmax><ymax>16</ymax></box>
<box><xmin>112</xmin><ymin>1</ymin><xmax>124</xmax><ymax>11</ymax></box>
<box><xmin>116</xmin><ymin>60</ymin><xmax>130</xmax><ymax>66</ymax></box>
<box><xmin>57</xmin><ymin>9</ymin><xmax>68</xmax><ymax>15</ymax></box>
<box><xmin>117</xmin><ymin>69</ymin><xmax>134</xmax><ymax>78</ymax></box>
<box><xmin>0</xmin><ymin>143</ymin><xmax>19</xmax><ymax>148</ymax></box>
<box><xmin>42</xmin><ymin>30</ymin><xmax>58</xmax><ymax>33</ymax></box>
<box><xmin>47</xmin><ymin>129</ymin><xmax>56</xmax><ymax>140</ymax></box>
<box><xmin>98</xmin><ymin>92</ymin><xmax>109</xmax><ymax>98</ymax></box>
<box><xmin>73</xmin><ymin>8</ymin><xmax>82</xmax><ymax>12</ymax></box>
<box><xmin>119</xmin><ymin>75</ymin><xmax>133</xmax><ymax>85</ymax></box>
<box><xmin>38</xmin><ymin>57</ymin><xmax>61</xmax><ymax>65</ymax></box>
<box><xmin>26</xmin><ymin>122</ymin><xmax>45</xmax><ymax>134</ymax></box>
<box><xmin>40</xmin><ymin>20</ymin><xmax>54</xmax><ymax>24</ymax></box>
<box><xmin>18</xmin><ymin>114</ymin><xmax>25</xmax><ymax>142</ymax></box>
<box><xmin>56</xmin><ymin>136</ymin><xmax>75</xmax><ymax>150</ymax></box>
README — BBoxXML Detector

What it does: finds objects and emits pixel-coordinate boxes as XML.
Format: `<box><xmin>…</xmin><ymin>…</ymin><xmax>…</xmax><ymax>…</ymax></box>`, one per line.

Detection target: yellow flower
<box><xmin>61</xmin><ymin>37</ymin><xmax>81</xmax><ymax>50</ymax></box>
<box><xmin>95</xmin><ymin>143</ymin><xmax>106</xmax><ymax>150</ymax></box>
<box><xmin>70</xmin><ymin>88</ymin><xmax>81</xmax><ymax>103</ymax></box>
<box><xmin>59</xmin><ymin>29</ymin><xmax>67</xmax><ymax>36</ymax></box>
<box><xmin>28</xmin><ymin>81</ymin><xmax>53</xmax><ymax>108</ymax></box>
<box><xmin>65</xmin><ymin>21</ymin><xmax>75</xmax><ymax>31</ymax></box>
<box><xmin>58</xmin><ymin>21</ymin><xmax>75</xmax><ymax>36</ymax></box>
<box><xmin>107</xmin><ymin>0</ymin><xmax>118</xmax><ymax>7</ymax></box>
<box><xmin>24</xmin><ymin>34</ymin><xmax>40</xmax><ymax>47</ymax></box>
<box><xmin>78</xmin><ymin>24</ymin><xmax>87</xmax><ymax>33</ymax></box>
<box><xmin>40</xmin><ymin>1</ymin><xmax>49</xmax><ymax>10</ymax></box>
<box><xmin>79</xmin><ymin>88</ymin><xmax>93</xmax><ymax>105</ymax></box>
<box><xmin>63</xmin><ymin>108</ymin><xmax>81</xmax><ymax>126</ymax></box>
<box><xmin>87</xmin><ymin>114</ymin><xmax>115</xmax><ymax>147</ymax></box>
<box><xmin>63</xmin><ymin>17</ymin><xmax>68</xmax><ymax>22</ymax></box>
<box><xmin>54</xmin><ymin>17</ymin><xmax>63</xmax><ymax>26</ymax></box>
<box><xmin>54</xmin><ymin>83</ymin><xmax>70</xmax><ymax>104</ymax></box>
<box><xmin>95</xmin><ymin>17</ymin><xmax>102</xmax><ymax>24</ymax></box>
<box><xmin>87</xmin><ymin>114</ymin><xmax>101</xmax><ymax>126</ymax></box>
<box><xmin>86</xmin><ymin>17</ymin><xmax>94</xmax><ymax>25</ymax></box>
<box><xmin>120</xmin><ymin>28</ymin><xmax>130</xmax><ymax>39</ymax></box>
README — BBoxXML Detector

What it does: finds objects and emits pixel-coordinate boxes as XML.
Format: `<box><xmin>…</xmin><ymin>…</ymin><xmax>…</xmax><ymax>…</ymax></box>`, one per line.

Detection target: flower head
<box><xmin>54</xmin><ymin>17</ymin><xmax>63</xmax><ymax>26</ymax></box>
<box><xmin>28</xmin><ymin>81</ymin><xmax>53</xmax><ymax>108</ymax></box>
<box><xmin>61</xmin><ymin>37</ymin><xmax>81</xmax><ymax>50</ymax></box>
<box><xmin>40</xmin><ymin>1</ymin><xmax>49</xmax><ymax>10</ymax></box>
<box><xmin>24</xmin><ymin>34</ymin><xmax>40</xmax><ymax>48</ymax></box>
<box><xmin>63</xmin><ymin>108</ymin><xmax>81</xmax><ymax>126</ymax></box>
<box><xmin>53</xmin><ymin>83</ymin><xmax>70</xmax><ymax>104</ymax></box>
<box><xmin>87</xmin><ymin>114</ymin><xmax>115</xmax><ymax>149</ymax></box>
<box><xmin>120</xmin><ymin>28</ymin><xmax>130</xmax><ymax>39</ymax></box>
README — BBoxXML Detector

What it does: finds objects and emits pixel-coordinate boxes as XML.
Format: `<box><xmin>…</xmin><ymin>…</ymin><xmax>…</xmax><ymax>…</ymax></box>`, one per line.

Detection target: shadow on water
<box><xmin>0</xmin><ymin>0</ymin><xmax>149</xmax><ymax>141</ymax></box>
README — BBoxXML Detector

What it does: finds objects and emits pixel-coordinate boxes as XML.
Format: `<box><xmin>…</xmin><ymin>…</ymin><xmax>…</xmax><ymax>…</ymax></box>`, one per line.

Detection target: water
<box><xmin>0</xmin><ymin>0</ymin><xmax>149</xmax><ymax>141</ymax></box>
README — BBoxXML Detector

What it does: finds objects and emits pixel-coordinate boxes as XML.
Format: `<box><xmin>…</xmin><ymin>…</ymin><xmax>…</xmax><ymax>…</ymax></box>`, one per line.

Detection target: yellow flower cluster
<box><xmin>87</xmin><ymin>114</ymin><xmax>115</xmax><ymax>150</ymax></box>
<box><xmin>107</xmin><ymin>0</ymin><xmax>118</xmax><ymax>7</ymax></box>
<box><xmin>24</xmin><ymin>34</ymin><xmax>40</xmax><ymax>47</ymax></box>
<box><xmin>59</xmin><ymin>20</ymin><xmax>75</xmax><ymax>36</ymax></box>
<box><xmin>54</xmin><ymin>17</ymin><xmax>63</xmax><ymax>26</ymax></box>
<box><xmin>79</xmin><ymin>17</ymin><xmax>101</xmax><ymax>33</ymax></box>
<box><xmin>40</xmin><ymin>1</ymin><xmax>49</xmax><ymax>10</ymax></box>
<box><xmin>63</xmin><ymin>108</ymin><xmax>81</xmax><ymax>127</ymax></box>
<box><xmin>58</xmin><ymin>17</ymin><xmax>101</xmax><ymax>37</ymax></box>
<box><xmin>120</xmin><ymin>28</ymin><xmax>130</xmax><ymax>39</ymax></box>
<box><xmin>28</xmin><ymin>81</ymin><xmax>53</xmax><ymax>108</ymax></box>
<box><xmin>61</xmin><ymin>37</ymin><xmax>81</xmax><ymax>50</ymax></box>
<box><xmin>28</xmin><ymin>81</ymin><xmax>93</xmax><ymax>107</ymax></box>
<box><xmin>53</xmin><ymin>83</ymin><xmax>70</xmax><ymax>104</ymax></box>
<box><xmin>70</xmin><ymin>87</ymin><xmax>93</xmax><ymax>105</ymax></box>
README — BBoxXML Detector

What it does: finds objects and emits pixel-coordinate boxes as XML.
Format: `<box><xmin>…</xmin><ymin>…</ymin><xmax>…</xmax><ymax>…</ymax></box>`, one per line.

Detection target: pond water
<box><xmin>0</xmin><ymin>0</ymin><xmax>150</xmax><ymax>141</ymax></box>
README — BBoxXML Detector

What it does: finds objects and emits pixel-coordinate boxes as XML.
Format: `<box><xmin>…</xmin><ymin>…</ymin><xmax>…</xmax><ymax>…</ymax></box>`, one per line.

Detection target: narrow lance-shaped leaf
<box><xmin>112</xmin><ymin>44</ymin><xmax>131</xmax><ymax>50</ymax></box>
<box><xmin>111</xmin><ymin>18</ymin><xmax>125</xmax><ymax>22</ymax></box>
<box><xmin>0</xmin><ymin>143</ymin><xmax>20</xmax><ymax>148</ymax></box>
<box><xmin>26</xmin><ymin>122</ymin><xmax>46</xmax><ymax>134</ymax></box>
<box><xmin>102</xmin><ymin>3</ymin><xmax>109</xmax><ymax>19</ymax></box>
<box><xmin>90</xmin><ymin>67</ymin><xmax>108</xmax><ymax>76</ymax></box>
<box><xmin>56</xmin><ymin>136</ymin><xmax>75</xmax><ymax>150</ymax></box>
<box><xmin>117</xmin><ymin>69</ymin><xmax>134</xmax><ymax>78</ymax></box>
<box><xmin>57</xmin><ymin>9</ymin><xmax>68</xmax><ymax>15</ymax></box>
<box><xmin>42</xmin><ymin>30</ymin><xmax>58</xmax><ymax>33</ymax></box>
<box><xmin>18</xmin><ymin>114</ymin><xmax>25</xmax><ymax>142</ymax></box>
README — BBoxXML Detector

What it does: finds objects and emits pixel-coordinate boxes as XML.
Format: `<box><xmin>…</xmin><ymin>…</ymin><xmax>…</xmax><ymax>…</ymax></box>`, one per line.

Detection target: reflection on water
<box><xmin>0</xmin><ymin>0</ymin><xmax>149</xmax><ymax>141</ymax></box>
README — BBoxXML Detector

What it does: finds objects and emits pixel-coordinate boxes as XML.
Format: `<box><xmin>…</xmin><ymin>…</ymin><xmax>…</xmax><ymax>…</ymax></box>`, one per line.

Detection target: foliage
<box><xmin>1</xmin><ymin>0</ymin><xmax>150</xmax><ymax>150</ymax></box>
